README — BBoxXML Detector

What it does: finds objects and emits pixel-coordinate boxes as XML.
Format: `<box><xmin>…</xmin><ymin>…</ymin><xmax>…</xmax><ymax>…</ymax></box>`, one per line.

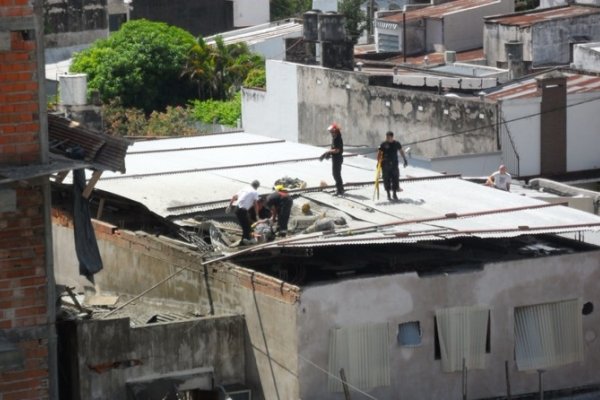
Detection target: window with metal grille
<box><xmin>514</xmin><ymin>299</ymin><xmax>583</xmax><ymax>371</ymax></box>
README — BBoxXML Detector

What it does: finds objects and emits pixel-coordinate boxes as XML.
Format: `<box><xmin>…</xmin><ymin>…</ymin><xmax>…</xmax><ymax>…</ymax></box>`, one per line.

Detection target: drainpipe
<box><xmin>34</xmin><ymin>0</ymin><xmax>58</xmax><ymax>397</ymax></box>
<box><xmin>403</xmin><ymin>7</ymin><xmax>407</xmax><ymax>63</ymax></box>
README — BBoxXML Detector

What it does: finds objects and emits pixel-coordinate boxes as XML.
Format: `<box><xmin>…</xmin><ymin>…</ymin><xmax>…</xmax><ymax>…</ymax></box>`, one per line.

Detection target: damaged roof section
<box><xmin>48</xmin><ymin>114</ymin><xmax>130</xmax><ymax>173</ymax></box>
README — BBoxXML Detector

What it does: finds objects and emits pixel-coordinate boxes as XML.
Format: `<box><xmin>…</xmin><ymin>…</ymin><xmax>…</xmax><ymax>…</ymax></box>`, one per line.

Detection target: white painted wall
<box><xmin>500</xmin><ymin>99</ymin><xmax>541</xmax><ymax>176</ymax></box>
<box><xmin>241</xmin><ymin>59</ymin><xmax>299</xmax><ymax>141</ymax></box>
<box><xmin>430</xmin><ymin>151</ymin><xmax>503</xmax><ymax>176</ymax></box>
<box><xmin>232</xmin><ymin>0</ymin><xmax>269</xmax><ymax>27</ymax></box>
<box><xmin>443</xmin><ymin>0</ymin><xmax>514</xmax><ymax>52</ymax></box>
<box><xmin>540</xmin><ymin>0</ymin><xmax>600</xmax><ymax>7</ymax></box>
<box><xmin>566</xmin><ymin>93</ymin><xmax>600</xmax><ymax>172</ymax></box>
<box><xmin>297</xmin><ymin>251</ymin><xmax>600</xmax><ymax>399</ymax></box>
<box><xmin>312</xmin><ymin>0</ymin><xmax>338</xmax><ymax>12</ymax></box>
<box><xmin>573</xmin><ymin>43</ymin><xmax>600</xmax><ymax>73</ymax></box>
<box><xmin>426</xmin><ymin>18</ymin><xmax>443</xmax><ymax>52</ymax></box>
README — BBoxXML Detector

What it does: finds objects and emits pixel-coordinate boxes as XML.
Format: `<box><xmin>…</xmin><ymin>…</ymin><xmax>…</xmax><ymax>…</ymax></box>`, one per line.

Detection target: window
<box><xmin>378</xmin><ymin>33</ymin><xmax>400</xmax><ymax>52</ymax></box>
<box><xmin>514</xmin><ymin>299</ymin><xmax>583</xmax><ymax>371</ymax></box>
<box><xmin>397</xmin><ymin>321</ymin><xmax>421</xmax><ymax>347</ymax></box>
<box><xmin>435</xmin><ymin>306</ymin><xmax>490</xmax><ymax>372</ymax></box>
<box><xmin>328</xmin><ymin>323</ymin><xmax>390</xmax><ymax>392</ymax></box>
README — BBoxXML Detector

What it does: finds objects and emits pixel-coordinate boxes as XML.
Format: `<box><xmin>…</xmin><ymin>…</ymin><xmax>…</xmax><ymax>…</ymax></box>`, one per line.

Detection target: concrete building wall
<box><xmin>531</xmin><ymin>14</ymin><xmax>600</xmax><ymax>66</ymax></box>
<box><xmin>52</xmin><ymin>211</ymin><xmax>302</xmax><ymax>400</ymax></box>
<box><xmin>484</xmin><ymin>23</ymin><xmax>531</xmax><ymax>67</ymax></box>
<box><xmin>0</xmin><ymin>0</ymin><xmax>56</xmax><ymax>398</ymax></box>
<box><xmin>43</xmin><ymin>0</ymin><xmax>108</xmax><ymax>49</ymax></box>
<box><xmin>572</xmin><ymin>42</ymin><xmax>600</xmax><ymax>73</ymax></box>
<box><xmin>130</xmin><ymin>0</ymin><xmax>233</xmax><ymax>37</ymax></box>
<box><xmin>242</xmin><ymin>59</ymin><xmax>299</xmax><ymax>141</ymax></box>
<box><xmin>66</xmin><ymin>316</ymin><xmax>245</xmax><ymax>400</ymax></box>
<box><xmin>425</xmin><ymin>18</ymin><xmax>443</xmax><ymax>52</ymax></box>
<box><xmin>540</xmin><ymin>0</ymin><xmax>600</xmax><ymax>9</ymax></box>
<box><xmin>232</xmin><ymin>0</ymin><xmax>269</xmax><ymax>27</ymax></box>
<box><xmin>499</xmin><ymin>98</ymin><xmax>541</xmax><ymax>176</ymax></box>
<box><xmin>297</xmin><ymin>250</ymin><xmax>600</xmax><ymax>400</ymax></box>
<box><xmin>566</xmin><ymin>92</ymin><xmax>600</xmax><ymax>172</ymax></box>
<box><xmin>442</xmin><ymin>0</ymin><xmax>513</xmax><ymax>53</ymax></box>
<box><xmin>295</xmin><ymin>63</ymin><xmax>498</xmax><ymax>159</ymax></box>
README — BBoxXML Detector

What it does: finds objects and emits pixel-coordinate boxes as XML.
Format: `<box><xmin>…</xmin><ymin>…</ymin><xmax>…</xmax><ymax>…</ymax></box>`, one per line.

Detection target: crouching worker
<box><xmin>229</xmin><ymin>180</ymin><xmax>260</xmax><ymax>245</ymax></box>
<box><xmin>266</xmin><ymin>185</ymin><xmax>294</xmax><ymax>237</ymax></box>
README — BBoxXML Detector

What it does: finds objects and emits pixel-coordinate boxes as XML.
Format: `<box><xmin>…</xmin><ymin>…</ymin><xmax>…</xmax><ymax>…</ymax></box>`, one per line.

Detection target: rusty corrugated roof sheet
<box><xmin>48</xmin><ymin>114</ymin><xmax>130</xmax><ymax>173</ymax></box>
<box><xmin>485</xmin><ymin>5</ymin><xmax>600</xmax><ymax>27</ymax></box>
<box><xmin>380</xmin><ymin>0</ymin><xmax>500</xmax><ymax>22</ymax></box>
<box><xmin>485</xmin><ymin>72</ymin><xmax>600</xmax><ymax>101</ymax></box>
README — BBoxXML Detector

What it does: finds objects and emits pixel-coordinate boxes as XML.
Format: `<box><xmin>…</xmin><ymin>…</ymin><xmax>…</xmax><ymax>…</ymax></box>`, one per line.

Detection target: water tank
<box><xmin>303</xmin><ymin>10</ymin><xmax>321</xmax><ymax>41</ymax></box>
<box><xmin>318</xmin><ymin>12</ymin><xmax>346</xmax><ymax>42</ymax></box>
<box><xmin>59</xmin><ymin>73</ymin><xmax>87</xmax><ymax>106</ymax></box>
<box><xmin>444</xmin><ymin>51</ymin><xmax>456</xmax><ymax>63</ymax></box>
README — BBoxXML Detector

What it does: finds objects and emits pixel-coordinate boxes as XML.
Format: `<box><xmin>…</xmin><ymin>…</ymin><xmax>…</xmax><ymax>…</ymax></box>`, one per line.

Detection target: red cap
<box><xmin>327</xmin><ymin>123</ymin><xmax>340</xmax><ymax>132</ymax></box>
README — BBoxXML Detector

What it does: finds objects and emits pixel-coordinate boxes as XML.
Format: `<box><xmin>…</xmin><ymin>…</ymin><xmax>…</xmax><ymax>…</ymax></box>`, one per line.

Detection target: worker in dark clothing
<box><xmin>248</xmin><ymin>197</ymin><xmax>271</xmax><ymax>222</ymax></box>
<box><xmin>319</xmin><ymin>123</ymin><xmax>344</xmax><ymax>196</ymax></box>
<box><xmin>265</xmin><ymin>187</ymin><xmax>294</xmax><ymax>237</ymax></box>
<box><xmin>377</xmin><ymin>131</ymin><xmax>408</xmax><ymax>201</ymax></box>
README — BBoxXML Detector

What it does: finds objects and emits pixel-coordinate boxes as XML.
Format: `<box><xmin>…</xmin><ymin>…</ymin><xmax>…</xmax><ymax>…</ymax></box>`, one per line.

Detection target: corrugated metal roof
<box><xmin>48</xmin><ymin>114</ymin><xmax>131</xmax><ymax>173</ymax></box>
<box><xmin>206</xmin><ymin>20</ymin><xmax>302</xmax><ymax>46</ymax></box>
<box><xmin>92</xmin><ymin>132</ymin><xmax>600</xmax><ymax>246</ymax></box>
<box><xmin>485</xmin><ymin>5</ymin><xmax>600</xmax><ymax>27</ymax></box>
<box><xmin>485</xmin><ymin>72</ymin><xmax>600</xmax><ymax>101</ymax></box>
<box><xmin>379</xmin><ymin>0</ymin><xmax>500</xmax><ymax>23</ymax></box>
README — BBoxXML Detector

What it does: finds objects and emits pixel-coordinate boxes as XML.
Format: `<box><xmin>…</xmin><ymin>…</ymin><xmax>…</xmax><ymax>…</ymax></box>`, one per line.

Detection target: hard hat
<box><xmin>274</xmin><ymin>184</ymin><xmax>285</xmax><ymax>191</ymax></box>
<box><xmin>327</xmin><ymin>123</ymin><xmax>339</xmax><ymax>133</ymax></box>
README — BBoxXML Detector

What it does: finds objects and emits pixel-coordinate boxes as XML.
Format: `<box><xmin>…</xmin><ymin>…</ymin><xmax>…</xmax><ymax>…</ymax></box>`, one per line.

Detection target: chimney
<box><xmin>536</xmin><ymin>72</ymin><xmax>567</xmax><ymax>176</ymax></box>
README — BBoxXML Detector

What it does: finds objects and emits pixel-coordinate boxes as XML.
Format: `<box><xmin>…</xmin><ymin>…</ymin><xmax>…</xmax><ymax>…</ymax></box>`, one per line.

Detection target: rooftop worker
<box><xmin>319</xmin><ymin>123</ymin><xmax>344</xmax><ymax>196</ymax></box>
<box><xmin>486</xmin><ymin>164</ymin><xmax>511</xmax><ymax>191</ymax></box>
<box><xmin>229</xmin><ymin>180</ymin><xmax>260</xmax><ymax>245</ymax></box>
<box><xmin>377</xmin><ymin>131</ymin><xmax>408</xmax><ymax>201</ymax></box>
<box><xmin>265</xmin><ymin>185</ymin><xmax>294</xmax><ymax>237</ymax></box>
<box><xmin>248</xmin><ymin>196</ymin><xmax>271</xmax><ymax>223</ymax></box>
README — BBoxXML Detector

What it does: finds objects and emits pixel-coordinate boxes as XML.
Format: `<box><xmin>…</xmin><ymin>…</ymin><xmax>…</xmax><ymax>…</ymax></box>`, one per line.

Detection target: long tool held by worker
<box><xmin>373</xmin><ymin>160</ymin><xmax>382</xmax><ymax>200</ymax></box>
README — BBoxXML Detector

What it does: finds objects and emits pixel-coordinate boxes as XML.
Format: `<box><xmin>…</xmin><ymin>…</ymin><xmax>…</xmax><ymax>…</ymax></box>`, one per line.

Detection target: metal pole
<box><xmin>369</xmin><ymin>0</ymin><xmax>375</xmax><ymax>43</ymax></box>
<box><xmin>462</xmin><ymin>358</ymin><xmax>467</xmax><ymax>400</ymax></box>
<box><xmin>340</xmin><ymin>368</ymin><xmax>352</xmax><ymax>400</ymax></box>
<box><xmin>505</xmin><ymin>361</ymin><xmax>512</xmax><ymax>400</ymax></box>
<box><xmin>538</xmin><ymin>370</ymin><xmax>545</xmax><ymax>400</ymax></box>
<box><xmin>402</xmin><ymin>9</ymin><xmax>407</xmax><ymax>63</ymax></box>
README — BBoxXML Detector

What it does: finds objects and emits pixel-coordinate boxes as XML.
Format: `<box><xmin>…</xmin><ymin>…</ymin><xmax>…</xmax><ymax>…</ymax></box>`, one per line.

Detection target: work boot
<box><xmin>393</xmin><ymin>191</ymin><xmax>398</xmax><ymax>200</ymax></box>
<box><xmin>386</xmin><ymin>190</ymin><xmax>391</xmax><ymax>200</ymax></box>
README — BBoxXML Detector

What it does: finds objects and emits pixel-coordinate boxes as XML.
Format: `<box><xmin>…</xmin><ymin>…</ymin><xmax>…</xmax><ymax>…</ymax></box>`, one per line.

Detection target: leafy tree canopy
<box><xmin>71</xmin><ymin>20</ymin><xmax>197</xmax><ymax>113</ymax></box>
<box><xmin>338</xmin><ymin>0</ymin><xmax>367</xmax><ymax>44</ymax></box>
<box><xmin>270</xmin><ymin>0</ymin><xmax>312</xmax><ymax>20</ymax></box>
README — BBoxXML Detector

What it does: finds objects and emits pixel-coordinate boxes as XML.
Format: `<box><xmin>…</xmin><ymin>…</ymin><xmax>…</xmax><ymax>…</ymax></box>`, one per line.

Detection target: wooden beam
<box><xmin>82</xmin><ymin>170</ymin><xmax>102</xmax><ymax>199</ymax></box>
<box><xmin>54</xmin><ymin>170</ymin><xmax>69</xmax><ymax>183</ymax></box>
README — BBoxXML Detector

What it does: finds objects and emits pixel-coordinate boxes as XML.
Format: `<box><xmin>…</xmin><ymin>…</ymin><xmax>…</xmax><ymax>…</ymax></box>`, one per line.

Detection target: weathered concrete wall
<box><xmin>499</xmin><ymin>98</ymin><xmax>541</xmax><ymax>176</ymax></box>
<box><xmin>70</xmin><ymin>315</ymin><xmax>244</xmax><ymax>400</ymax></box>
<box><xmin>443</xmin><ymin>0</ymin><xmax>513</xmax><ymax>53</ymax></box>
<box><xmin>484</xmin><ymin>23</ymin><xmax>531</xmax><ymax>67</ymax></box>
<box><xmin>541</xmin><ymin>0</ymin><xmax>600</xmax><ymax>7</ymax></box>
<box><xmin>297</xmin><ymin>250</ymin><xmax>600</xmax><ymax>399</ymax></box>
<box><xmin>232</xmin><ymin>0</ymin><xmax>269</xmax><ymax>28</ymax></box>
<box><xmin>532</xmin><ymin>14</ymin><xmax>600</xmax><ymax>66</ymax></box>
<box><xmin>573</xmin><ymin>42</ymin><xmax>600</xmax><ymax>73</ymax></box>
<box><xmin>52</xmin><ymin>210</ymin><xmax>301</xmax><ymax>400</ymax></box>
<box><xmin>242</xmin><ymin>60</ymin><xmax>299</xmax><ymax>141</ymax></box>
<box><xmin>43</xmin><ymin>0</ymin><xmax>108</xmax><ymax>48</ymax></box>
<box><xmin>296</xmin><ymin>64</ymin><xmax>498</xmax><ymax>158</ymax></box>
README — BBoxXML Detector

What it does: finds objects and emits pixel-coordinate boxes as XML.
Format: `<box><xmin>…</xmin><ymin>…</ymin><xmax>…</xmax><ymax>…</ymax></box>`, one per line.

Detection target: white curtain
<box><xmin>328</xmin><ymin>322</ymin><xmax>390</xmax><ymax>391</ymax></box>
<box><xmin>436</xmin><ymin>306</ymin><xmax>490</xmax><ymax>372</ymax></box>
<box><xmin>514</xmin><ymin>299</ymin><xmax>583</xmax><ymax>371</ymax></box>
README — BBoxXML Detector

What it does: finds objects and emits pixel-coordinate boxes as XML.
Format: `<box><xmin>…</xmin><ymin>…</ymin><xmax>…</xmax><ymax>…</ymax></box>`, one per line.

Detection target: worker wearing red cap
<box><xmin>319</xmin><ymin>123</ymin><xmax>344</xmax><ymax>196</ymax></box>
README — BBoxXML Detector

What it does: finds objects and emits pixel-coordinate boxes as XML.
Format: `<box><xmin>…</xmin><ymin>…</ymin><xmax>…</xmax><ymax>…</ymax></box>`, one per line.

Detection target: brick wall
<box><xmin>0</xmin><ymin>0</ymin><xmax>52</xmax><ymax>399</ymax></box>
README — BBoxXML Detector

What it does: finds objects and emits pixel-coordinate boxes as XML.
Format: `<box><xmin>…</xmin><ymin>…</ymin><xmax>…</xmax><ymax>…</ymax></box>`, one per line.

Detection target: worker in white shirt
<box><xmin>486</xmin><ymin>165</ymin><xmax>511</xmax><ymax>191</ymax></box>
<box><xmin>229</xmin><ymin>180</ymin><xmax>260</xmax><ymax>244</ymax></box>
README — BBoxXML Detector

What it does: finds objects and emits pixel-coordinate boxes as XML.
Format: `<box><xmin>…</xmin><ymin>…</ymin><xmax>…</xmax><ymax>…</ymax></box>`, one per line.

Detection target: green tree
<box><xmin>71</xmin><ymin>20</ymin><xmax>197</xmax><ymax>113</ymax></box>
<box><xmin>338</xmin><ymin>0</ymin><xmax>367</xmax><ymax>44</ymax></box>
<box><xmin>185</xmin><ymin>36</ymin><xmax>264</xmax><ymax>101</ymax></box>
<box><xmin>270</xmin><ymin>0</ymin><xmax>312</xmax><ymax>20</ymax></box>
